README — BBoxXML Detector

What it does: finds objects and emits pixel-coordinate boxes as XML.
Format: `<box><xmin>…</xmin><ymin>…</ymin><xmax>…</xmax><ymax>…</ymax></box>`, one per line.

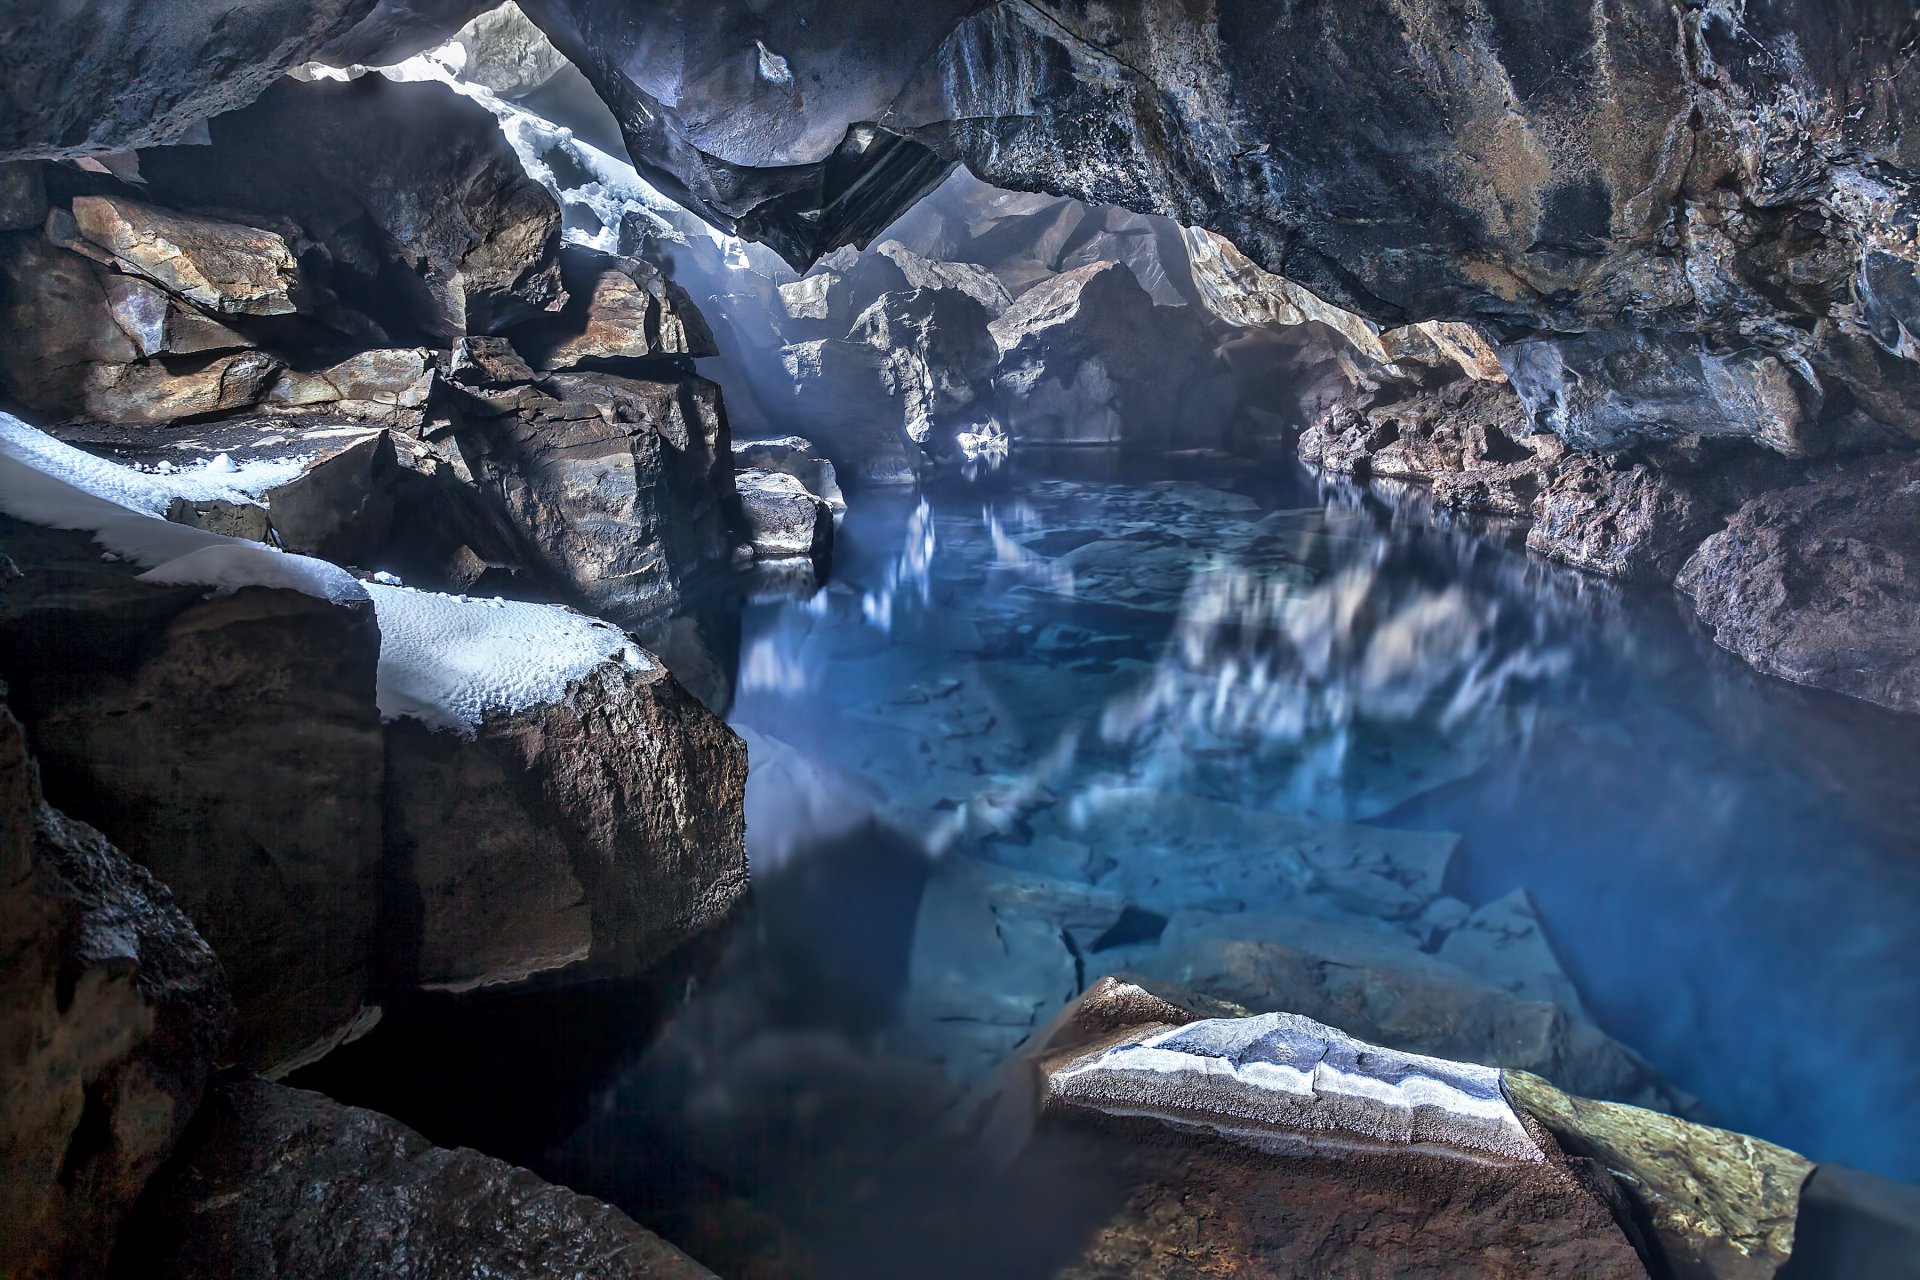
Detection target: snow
<box><xmin>0</xmin><ymin>412</ymin><xmax>366</xmax><ymax>605</ymax></box>
<box><xmin>365</xmin><ymin>582</ymin><xmax>652</xmax><ymax>733</ymax></box>
<box><xmin>1048</xmin><ymin>1011</ymin><xmax>1545</xmax><ymax>1165</ymax></box>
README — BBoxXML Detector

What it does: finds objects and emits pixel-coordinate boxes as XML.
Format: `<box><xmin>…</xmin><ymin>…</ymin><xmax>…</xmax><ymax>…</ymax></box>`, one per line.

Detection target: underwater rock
<box><xmin>1678</xmin><ymin>451</ymin><xmax>1920</xmax><ymax>715</ymax></box>
<box><xmin>0</xmin><ymin>699</ymin><xmax>231</xmax><ymax>1280</ymax></box>
<box><xmin>113</xmin><ymin>1078</ymin><xmax>716</xmax><ymax>1280</ymax></box>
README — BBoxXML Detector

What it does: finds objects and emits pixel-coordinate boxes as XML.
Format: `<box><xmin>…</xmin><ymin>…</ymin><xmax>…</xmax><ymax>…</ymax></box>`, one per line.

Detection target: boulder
<box><xmin>266</xmin><ymin>348</ymin><xmax>435</xmax><ymax>423</ymax></box>
<box><xmin>97</xmin><ymin>272</ymin><xmax>253</xmax><ymax>360</ymax></box>
<box><xmin>263</xmin><ymin>430</ymin><xmax>403</xmax><ymax>565</ymax></box>
<box><xmin>1677</xmin><ymin>452</ymin><xmax>1920</xmax><ymax>714</ymax></box>
<box><xmin>731</xmin><ymin>435</ymin><xmax>845</xmax><ymax>515</ymax></box>
<box><xmin>515</xmin><ymin>245</ymin><xmax>718</xmax><ymax>370</ymax></box>
<box><xmin>78</xmin><ymin>350</ymin><xmax>285</xmax><ymax>427</ymax></box>
<box><xmin>139</xmin><ymin>75</ymin><xmax>564</xmax><ymax>343</ymax></box>
<box><xmin>848</xmin><ymin>285</ymin><xmax>999</xmax><ymax>451</ymax></box>
<box><xmin>735</xmin><ymin>468</ymin><xmax>833</xmax><ymax>566</ymax></box>
<box><xmin>446</xmin><ymin>370</ymin><xmax>735</xmax><ymax>616</ymax></box>
<box><xmin>988</xmin><ymin>261</ymin><xmax>1210</xmax><ymax>448</ymax></box>
<box><xmin>0</xmin><ymin>700</ymin><xmax>231</xmax><ymax>1280</ymax></box>
<box><xmin>372</xmin><ymin>587</ymin><xmax>750</xmax><ymax>992</ymax></box>
<box><xmin>1018</xmin><ymin>980</ymin><xmax>1652</xmax><ymax>1278</ymax></box>
<box><xmin>1527</xmin><ymin>454</ymin><xmax>1728</xmax><ymax>583</ymax></box>
<box><xmin>777</xmin><ymin>339</ymin><xmax>924</xmax><ymax>485</ymax></box>
<box><xmin>0</xmin><ymin>521</ymin><xmax>385</xmax><ymax>1073</ymax></box>
<box><xmin>112</xmin><ymin>1078</ymin><xmax>716</xmax><ymax>1280</ymax></box>
<box><xmin>66</xmin><ymin>196</ymin><xmax>301</xmax><ymax>317</ymax></box>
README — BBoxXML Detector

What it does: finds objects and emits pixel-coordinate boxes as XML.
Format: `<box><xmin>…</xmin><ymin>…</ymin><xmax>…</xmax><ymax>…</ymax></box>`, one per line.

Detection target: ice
<box><xmin>365</xmin><ymin>582</ymin><xmax>650</xmax><ymax>734</ymax></box>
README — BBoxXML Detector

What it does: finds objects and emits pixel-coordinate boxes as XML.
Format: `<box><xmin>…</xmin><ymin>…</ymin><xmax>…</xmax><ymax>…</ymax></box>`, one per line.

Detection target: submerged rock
<box><xmin>113</xmin><ymin>1078</ymin><xmax>715</xmax><ymax>1280</ymax></box>
<box><xmin>1677</xmin><ymin>452</ymin><xmax>1920</xmax><ymax>715</ymax></box>
<box><xmin>0</xmin><ymin>700</ymin><xmax>231</xmax><ymax>1280</ymax></box>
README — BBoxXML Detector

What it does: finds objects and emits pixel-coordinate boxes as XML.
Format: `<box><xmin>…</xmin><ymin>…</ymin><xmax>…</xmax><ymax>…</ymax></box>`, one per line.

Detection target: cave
<box><xmin>2</xmin><ymin>2</ymin><xmax>1919</xmax><ymax>1278</ymax></box>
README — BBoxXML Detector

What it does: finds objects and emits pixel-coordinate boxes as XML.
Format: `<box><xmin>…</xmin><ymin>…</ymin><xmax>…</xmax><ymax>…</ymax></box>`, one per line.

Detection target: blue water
<box><xmin>550</xmin><ymin>452</ymin><xmax>1920</xmax><ymax>1270</ymax></box>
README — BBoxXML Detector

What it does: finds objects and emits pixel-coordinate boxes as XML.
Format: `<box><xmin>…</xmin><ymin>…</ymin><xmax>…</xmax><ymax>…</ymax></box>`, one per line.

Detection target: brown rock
<box><xmin>99</xmin><ymin>272</ymin><xmax>252</xmax><ymax>359</ymax></box>
<box><xmin>521</xmin><ymin>245</ymin><xmax>718</xmax><ymax>370</ymax></box>
<box><xmin>79</xmin><ymin>349</ymin><xmax>284</xmax><ymax>427</ymax></box>
<box><xmin>1677</xmin><ymin>452</ymin><xmax>1920</xmax><ymax>713</ymax></box>
<box><xmin>382</xmin><ymin>656</ymin><xmax>748</xmax><ymax>992</ymax></box>
<box><xmin>266</xmin><ymin>348</ymin><xmax>435</xmax><ymax>421</ymax></box>
<box><xmin>112</xmin><ymin>1078</ymin><xmax>716</xmax><ymax>1280</ymax></box>
<box><xmin>0</xmin><ymin>699</ymin><xmax>231</xmax><ymax>1280</ymax></box>
<box><xmin>163</xmin><ymin>496</ymin><xmax>274</xmax><ymax>542</ymax></box>
<box><xmin>68</xmin><ymin>195</ymin><xmax>300</xmax><ymax>317</ymax></box>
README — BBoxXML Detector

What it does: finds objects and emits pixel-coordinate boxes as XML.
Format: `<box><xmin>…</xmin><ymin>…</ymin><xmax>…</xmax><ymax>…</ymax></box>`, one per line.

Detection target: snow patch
<box><xmin>366</xmin><ymin>583</ymin><xmax>652</xmax><ymax>733</ymax></box>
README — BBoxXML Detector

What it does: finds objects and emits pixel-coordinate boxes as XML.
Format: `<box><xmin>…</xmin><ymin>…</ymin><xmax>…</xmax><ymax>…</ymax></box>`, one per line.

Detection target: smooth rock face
<box><xmin>735</xmin><ymin>468</ymin><xmax>833</xmax><ymax>565</ymax></box>
<box><xmin>113</xmin><ymin>1078</ymin><xmax>716</xmax><ymax>1280</ymax></box>
<box><xmin>447</xmin><ymin>370</ymin><xmax>735</xmax><ymax>616</ymax></box>
<box><xmin>68</xmin><ymin>196</ymin><xmax>301</xmax><ymax>317</ymax></box>
<box><xmin>0</xmin><ymin>702</ymin><xmax>231</xmax><ymax>1280</ymax></box>
<box><xmin>139</xmin><ymin>76</ymin><xmax>564</xmax><ymax>343</ymax></box>
<box><xmin>383</xmin><ymin>658</ymin><xmax>750</xmax><ymax>992</ymax></box>
<box><xmin>1677</xmin><ymin>452</ymin><xmax>1920</xmax><ymax>715</ymax></box>
<box><xmin>0</xmin><ymin>539</ymin><xmax>385</xmax><ymax>1073</ymax></box>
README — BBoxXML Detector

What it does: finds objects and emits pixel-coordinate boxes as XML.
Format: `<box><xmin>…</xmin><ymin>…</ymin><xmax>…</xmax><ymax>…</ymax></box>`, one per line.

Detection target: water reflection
<box><xmin>555</xmin><ymin>453</ymin><xmax>1920</xmax><ymax>1271</ymax></box>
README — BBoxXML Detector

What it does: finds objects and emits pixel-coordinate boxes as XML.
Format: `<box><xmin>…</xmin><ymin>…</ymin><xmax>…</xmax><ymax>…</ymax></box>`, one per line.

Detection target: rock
<box><xmin>736</xmin><ymin>469</ymin><xmax>833</xmax><ymax>566</ymax></box>
<box><xmin>1113</xmin><ymin>906</ymin><xmax>1686</xmax><ymax>1114</ymax></box>
<box><xmin>78</xmin><ymin>350</ymin><xmax>285</xmax><ymax>428</ymax></box>
<box><xmin>139</xmin><ymin>75</ymin><xmax>564</xmax><ymax>343</ymax></box>
<box><xmin>1438</xmin><ymin>888</ymin><xmax>1585</xmax><ymax>1015</ymax></box>
<box><xmin>1677</xmin><ymin>452</ymin><xmax>1920</xmax><ymax>714</ymax></box>
<box><xmin>113</xmin><ymin>1078</ymin><xmax>717</xmax><ymax>1280</ymax></box>
<box><xmin>0</xmin><ymin>699</ymin><xmax>231</xmax><ymax>1280</ymax></box>
<box><xmin>446</xmin><ymin>370</ymin><xmax>735</xmax><ymax>616</ymax></box>
<box><xmin>0</xmin><ymin>0</ymin><xmax>385</xmax><ymax>159</ymax></box>
<box><xmin>987</xmin><ymin>261</ymin><xmax>1210</xmax><ymax>448</ymax></box>
<box><xmin>381</xmin><ymin>646</ymin><xmax>750</xmax><ymax>993</ymax></box>
<box><xmin>448</xmin><ymin>334</ymin><xmax>540</xmax><ymax>386</ymax></box>
<box><xmin>1787</xmin><ymin>1163</ymin><xmax>1920</xmax><ymax>1280</ymax></box>
<box><xmin>66</xmin><ymin>196</ymin><xmax>301</xmax><ymax>317</ymax></box>
<box><xmin>266</xmin><ymin>348</ymin><xmax>436</xmax><ymax>421</ymax></box>
<box><xmin>848</xmin><ymin>285</ymin><xmax>999</xmax><ymax>452</ymax></box>
<box><xmin>732</xmin><ymin>435</ymin><xmax>845</xmax><ymax>514</ymax></box>
<box><xmin>0</xmin><ymin>161</ymin><xmax>47</xmax><ymax>231</ymax></box>
<box><xmin>0</xmin><ymin>526</ymin><xmax>386</xmax><ymax>1073</ymax></box>
<box><xmin>1506</xmin><ymin>1071</ymin><xmax>1812</xmax><ymax>1280</ymax></box>
<box><xmin>515</xmin><ymin>245</ymin><xmax>718</xmax><ymax>370</ymax></box>
<box><xmin>1527</xmin><ymin>454</ymin><xmax>1728</xmax><ymax>583</ymax></box>
<box><xmin>445</xmin><ymin>2</ymin><xmax>574</xmax><ymax>100</ymax></box>
<box><xmin>867</xmin><ymin>239</ymin><xmax>1011</xmax><ymax>315</ymax></box>
<box><xmin>1017</xmin><ymin>979</ymin><xmax>1651</xmax><ymax>1279</ymax></box>
<box><xmin>263</xmin><ymin>431</ymin><xmax>402</xmax><ymax>565</ymax></box>
<box><xmin>164</xmin><ymin>496</ymin><xmax>274</xmax><ymax>542</ymax></box>
<box><xmin>778</xmin><ymin>339</ymin><xmax>923</xmax><ymax>485</ymax></box>
<box><xmin>98</xmin><ymin>273</ymin><xmax>253</xmax><ymax>360</ymax></box>
<box><xmin>0</xmin><ymin>236</ymin><xmax>141</xmax><ymax>416</ymax></box>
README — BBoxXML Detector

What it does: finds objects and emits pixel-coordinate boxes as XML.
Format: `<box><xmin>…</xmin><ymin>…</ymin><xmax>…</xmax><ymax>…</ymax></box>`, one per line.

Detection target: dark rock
<box><xmin>264</xmin><ymin>348</ymin><xmax>435</xmax><ymax>424</ymax></box>
<box><xmin>113</xmin><ymin>1077</ymin><xmax>716</xmax><ymax>1280</ymax></box>
<box><xmin>732</xmin><ymin>435</ymin><xmax>845</xmax><ymax>515</ymax></box>
<box><xmin>264</xmin><ymin>431</ymin><xmax>402</xmax><ymax>565</ymax></box>
<box><xmin>1677</xmin><ymin>452</ymin><xmax>1920</xmax><ymax>714</ymax></box>
<box><xmin>139</xmin><ymin>76</ymin><xmax>564</xmax><ymax>344</ymax></box>
<box><xmin>0</xmin><ymin>0</ymin><xmax>383</xmax><ymax>160</ymax></box>
<box><xmin>0</xmin><ymin>530</ymin><xmax>385</xmax><ymax>1072</ymax></box>
<box><xmin>0</xmin><ymin>699</ymin><xmax>231</xmax><ymax>1280</ymax></box>
<box><xmin>316</xmin><ymin>0</ymin><xmax>494</xmax><ymax>68</ymax></box>
<box><xmin>735</xmin><ymin>468</ymin><xmax>833</xmax><ymax>567</ymax></box>
<box><xmin>382</xmin><ymin>654</ymin><xmax>750</xmax><ymax>993</ymax></box>
<box><xmin>776</xmin><ymin>339</ymin><xmax>924</xmax><ymax>485</ymax></box>
<box><xmin>514</xmin><ymin>245</ymin><xmax>718</xmax><ymax>370</ymax></box>
<box><xmin>448</xmin><ymin>334</ymin><xmax>540</xmax><ymax>387</ymax></box>
<box><xmin>1784</xmin><ymin>1164</ymin><xmax>1920</xmax><ymax>1280</ymax></box>
<box><xmin>0</xmin><ymin>161</ymin><xmax>48</xmax><ymax>231</ymax></box>
<box><xmin>447</xmin><ymin>370</ymin><xmax>735</xmax><ymax>616</ymax></box>
<box><xmin>164</xmin><ymin>496</ymin><xmax>274</xmax><ymax>543</ymax></box>
<box><xmin>849</xmin><ymin>285</ymin><xmax>998</xmax><ymax>452</ymax></box>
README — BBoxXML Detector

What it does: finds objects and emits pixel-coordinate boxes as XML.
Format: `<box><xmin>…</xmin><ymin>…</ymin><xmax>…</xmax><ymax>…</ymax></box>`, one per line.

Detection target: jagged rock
<box><xmin>515</xmin><ymin>245</ymin><xmax>717</xmax><ymax>370</ymax></box>
<box><xmin>66</xmin><ymin>196</ymin><xmax>301</xmax><ymax>317</ymax></box>
<box><xmin>446</xmin><ymin>370</ymin><xmax>735</xmax><ymax>616</ymax></box>
<box><xmin>778</xmin><ymin>339</ymin><xmax>923</xmax><ymax>485</ymax></box>
<box><xmin>0</xmin><ymin>523</ymin><xmax>385</xmax><ymax>1073</ymax></box>
<box><xmin>1017</xmin><ymin>979</ymin><xmax>1651</xmax><ymax>1279</ymax></box>
<box><xmin>98</xmin><ymin>273</ymin><xmax>253</xmax><ymax>360</ymax></box>
<box><xmin>448</xmin><ymin>334</ymin><xmax>540</xmax><ymax>386</ymax></box>
<box><xmin>0</xmin><ymin>700</ymin><xmax>232</xmax><ymax>1280</ymax></box>
<box><xmin>864</xmin><ymin>239</ymin><xmax>1011</xmax><ymax>315</ymax></box>
<box><xmin>849</xmin><ymin>285</ymin><xmax>998</xmax><ymax>450</ymax></box>
<box><xmin>446</xmin><ymin>2</ymin><xmax>574</xmax><ymax>99</ymax></box>
<box><xmin>266</xmin><ymin>348</ymin><xmax>435</xmax><ymax>421</ymax></box>
<box><xmin>164</xmin><ymin>496</ymin><xmax>274</xmax><ymax>542</ymax></box>
<box><xmin>735</xmin><ymin>469</ymin><xmax>833</xmax><ymax>566</ymax></box>
<box><xmin>264</xmin><ymin>430</ymin><xmax>402</xmax><ymax>565</ymax></box>
<box><xmin>139</xmin><ymin>75</ymin><xmax>564</xmax><ymax>344</ymax></box>
<box><xmin>0</xmin><ymin>0</ymin><xmax>387</xmax><ymax>160</ymax></box>
<box><xmin>1506</xmin><ymin>1071</ymin><xmax>1812</xmax><ymax>1280</ymax></box>
<box><xmin>988</xmin><ymin>261</ymin><xmax>1209</xmax><ymax>448</ymax></box>
<box><xmin>113</xmin><ymin>1078</ymin><xmax>716</xmax><ymax>1280</ymax></box>
<box><xmin>732</xmin><ymin>436</ymin><xmax>845</xmax><ymax>515</ymax></box>
<box><xmin>315</xmin><ymin>0</ymin><xmax>493</xmax><ymax>67</ymax></box>
<box><xmin>1677</xmin><ymin>452</ymin><xmax>1920</xmax><ymax>714</ymax></box>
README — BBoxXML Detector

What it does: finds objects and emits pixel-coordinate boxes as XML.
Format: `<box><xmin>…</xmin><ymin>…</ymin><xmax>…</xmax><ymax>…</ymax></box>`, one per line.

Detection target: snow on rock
<box><xmin>1047</xmin><ymin>1010</ymin><xmax>1545</xmax><ymax>1165</ymax></box>
<box><xmin>0</xmin><ymin>411</ymin><xmax>366</xmax><ymax>605</ymax></box>
<box><xmin>0</xmin><ymin>415</ymin><xmax>302</xmax><ymax>516</ymax></box>
<box><xmin>365</xmin><ymin>583</ymin><xmax>652</xmax><ymax>734</ymax></box>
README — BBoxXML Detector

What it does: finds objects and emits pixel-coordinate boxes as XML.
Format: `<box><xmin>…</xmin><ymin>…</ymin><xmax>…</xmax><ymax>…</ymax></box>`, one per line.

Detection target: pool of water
<box><xmin>336</xmin><ymin>452</ymin><xmax>1920</xmax><ymax>1274</ymax></box>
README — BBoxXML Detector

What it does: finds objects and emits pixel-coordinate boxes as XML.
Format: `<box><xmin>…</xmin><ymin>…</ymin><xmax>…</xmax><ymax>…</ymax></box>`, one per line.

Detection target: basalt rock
<box><xmin>849</xmin><ymin>285</ymin><xmax>998</xmax><ymax>453</ymax></box>
<box><xmin>1677</xmin><ymin>451</ymin><xmax>1920</xmax><ymax>715</ymax></box>
<box><xmin>266</xmin><ymin>348</ymin><xmax>435</xmax><ymax>423</ymax></box>
<box><xmin>66</xmin><ymin>195</ymin><xmax>302</xmax><ymax>318</ymax></box>
<box><xmin>513</xmin><ymin>245</ymin><xmax>717</xmax><ymax>371</ymax></box>
<box><xmin>0</xmin><ymin>523</ymin><xmax>385</xmax><ymax>1073</ymax></box>
<box><xmin>735</xmin><ymin>468</ymin><xmax>834</xmax><ymax>567</ymax></box>
<box><xmin>445</xmin><ymin>369</ymin><xmax>734</xmax><ymax>616</ymax></box>
<box><xmin>113</xmin><ymin>1077</ymin><xmax>716</xmax><ymax>1280</ymax></box>
<box><xmin>777</xmin><ymin>339</ymin><xmax>923</xmax><ymax>485</ymax></box>
<box><xmin>0</xmin><ymin>698</ymin><xmax>232</xmax><ymax>1280</ymax></box>
<box><xmin>139</xmin><ymin>75</ymin><xmax>564</xmax><ymax>344</ymax></box>
<box><xmin>732</xmin><ymin>435</ymin><xmax>845</xmax><ymax>515</ymax></box>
